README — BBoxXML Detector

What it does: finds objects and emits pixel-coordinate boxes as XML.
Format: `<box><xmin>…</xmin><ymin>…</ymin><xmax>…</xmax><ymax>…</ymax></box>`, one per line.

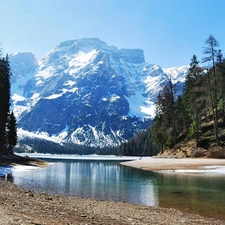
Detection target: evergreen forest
<box><xmin>118</xmin><ymin>35</ymin><xmax>225</xmax><ymax>157</ymax></box>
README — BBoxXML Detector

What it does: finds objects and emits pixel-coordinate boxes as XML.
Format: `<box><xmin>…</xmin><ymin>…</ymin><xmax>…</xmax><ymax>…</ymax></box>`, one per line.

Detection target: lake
<box><xmin>5</xmin><ymin>157</ymin><xmax>225</xmax><ymax>220</ymax></box>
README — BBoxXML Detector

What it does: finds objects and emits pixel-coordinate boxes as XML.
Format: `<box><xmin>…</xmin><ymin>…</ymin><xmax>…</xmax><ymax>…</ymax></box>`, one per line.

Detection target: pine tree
<box><xmin>152</xmin><ymin>93</ymin><xmax>166</xmax><ymax>151</ymax></box>
<box><xmin>182</xmin><ymin>55</ymin><xmax>205</xmax><ymax>144</ymax></box>
<box><xmin>152</xmin><ymin>78</ymin><xmax>177</xmax><ymax>150</ymax></box>
<box><xmin>168</xmin><ymin>76</ymin><xmax>177</xmax><ymax>146</ymax></box>
<box><xmin>202</xmin><ymin>35</ymin><xmax>220</xmax><ymax>145</ymax></box>
<box><xmin>216</xmin><ymin>50</ymin><xmax>225</xmax><ymax>122</ymax></box>
<box><xmin>175</xmin><ymin>95</ymin><xmax>186</xmax><ymax>135</ymax></box>
<box><xmin>0</xmin><ymin>55</ymin><xmax>11</xmax><ymax>154</ymax></box>
<box><xmin>6</xmin><ymin>111</ymin><xmax>17</xmax><ymax>154</ymax></box>
<box><xmin>0</xmin><ymin>54</ymin><xmax>17</xmax><ymax>155</ymax></box>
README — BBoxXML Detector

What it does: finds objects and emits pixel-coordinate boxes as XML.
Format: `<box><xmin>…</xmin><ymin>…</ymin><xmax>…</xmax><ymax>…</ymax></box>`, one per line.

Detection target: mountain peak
<box><xmin>163</xmin><ymin>65</ymin><xmax>189</xmax><ymax>83</ymax></box>
<box><xmin>57</xmin><ymin>38</ymin><xmax>109</xmax><ymax>53</ymax></box>
<box><xmin>50</xmin><ymin>38</ymin><xmax>145</xmax><ymax>64</ymax></box>
<box><xmin>9</xmin><ymin>38</ymin><xmax>189</xmax><ymax>149</ymax></box>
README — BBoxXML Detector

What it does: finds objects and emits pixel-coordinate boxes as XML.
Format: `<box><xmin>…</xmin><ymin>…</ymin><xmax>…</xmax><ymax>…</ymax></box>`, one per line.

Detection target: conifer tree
<box><xmin>182</xmin><ymin>55</ymin><xmax>205</xmax><ymax>144</ymax></box>
<box><xmin>0</xmin><ymin>55</ymin><xmax>11</xmax><ymax>154</ymax></box>
<box><xmin>0</xmin><ymin>54</ymin><xmax>16</xmax><ymax>155</ymax></box>
<box><xmin>216</xmin><ymin>50</ymin><xmax>225</xmax><ymax>122</ymax></box>
<box><xmin>152</xmin><ymin>78</ymin><xmax>177</xmax><ymax>149</ymax></box>
<box><xmin>174</xmin><ymin>95</ymin><xmax>186</xmax><ymax>135</ymax></box>
<box><xmin>152</xmin><ymin>93</ymin><xmax>166</xmax><ymax>151</ymax></box>
<box><xmin>6</xmin><ymin>111</ymin><xmax>17</xmax><ymax>154</ymax></box>
<box><xmin>202</xmin><ymin>35</ymin><xmax>220</xmax><ymax>145</ymax></box>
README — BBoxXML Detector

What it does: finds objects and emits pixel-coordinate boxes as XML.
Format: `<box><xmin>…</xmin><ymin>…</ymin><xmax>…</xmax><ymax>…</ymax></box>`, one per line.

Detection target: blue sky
<box><xmin>0</xmin><ymin>0</ymin><xmax>224</xmax><ymax>68</ymax></box>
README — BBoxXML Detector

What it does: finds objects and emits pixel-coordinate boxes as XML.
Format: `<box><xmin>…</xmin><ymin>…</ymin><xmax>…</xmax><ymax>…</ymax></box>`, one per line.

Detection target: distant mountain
<box><xmin>9</xmin><ymin>38</ymin><xmax>188</xmax><ymax>150</ymax></box>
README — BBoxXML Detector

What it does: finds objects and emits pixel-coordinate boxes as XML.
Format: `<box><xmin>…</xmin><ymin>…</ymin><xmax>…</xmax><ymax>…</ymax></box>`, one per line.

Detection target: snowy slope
<box><xmin>163</xmin><ymin>65</ymin><xmax>189</xmax><ymax>84</ymax></box>
<box><xmin>10</xmin><ymin>38</ymin><xmax>188</xmax><ymax>149</ymax></box>
<box><xmin>163</xmin><ymin>65</ymin><xmax>189</xmax><ymax>96</ymax></box>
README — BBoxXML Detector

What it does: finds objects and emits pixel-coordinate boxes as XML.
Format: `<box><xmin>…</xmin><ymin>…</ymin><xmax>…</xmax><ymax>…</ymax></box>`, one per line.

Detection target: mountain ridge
<box><xmin>9</xmin><ymin>38</ymin><xmax>188</xmax><ymax>150</ymax></box>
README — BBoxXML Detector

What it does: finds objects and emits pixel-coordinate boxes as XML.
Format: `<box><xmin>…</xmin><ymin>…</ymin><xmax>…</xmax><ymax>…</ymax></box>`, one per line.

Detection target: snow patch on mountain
<box><xmin>17</xmin><ymin>128</ymin><xmax>64</xmax><ymax>144</ymax></box>
<box><xmin>9</xmin><ymin>38</ymin><xmax>189</xmax><ymax>149</ymax></box>
<box><xmin>126</xmin><ymin>91</ymin><xmax>150</xmax><ymax>117</ymax></box>
<box><xmin>163</xmin><ymin>65</ymin><xmax>189</xmax><ymax>84</ymax></box>
<box><xmin>10</xmin><ymin>52</ymin><xmax>38</xmax><ymax>96</ymax></box>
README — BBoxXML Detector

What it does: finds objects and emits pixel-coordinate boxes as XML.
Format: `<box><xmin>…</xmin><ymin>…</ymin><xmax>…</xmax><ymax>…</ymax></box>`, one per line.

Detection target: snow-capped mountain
<box><xmin>163</xmin><ymin>65</ymin><xmax>189</xmax><ymax>97</ymax></box>
<box><xmin>9</xmin><ymin>38</ymin><xmax>188</xmax><ymax>149</ymax></box>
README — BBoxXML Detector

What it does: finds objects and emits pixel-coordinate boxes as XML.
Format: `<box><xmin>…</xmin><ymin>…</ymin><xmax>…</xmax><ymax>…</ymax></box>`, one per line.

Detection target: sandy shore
<box><xmin>121</xmin><ymin>157</ymin><xmax>225</xmax><ymax>172</ymax></box>
<box><xmin>0</xmin><ymin>179</ymin><xmax>224</xmax><ymax>225</ymax></box>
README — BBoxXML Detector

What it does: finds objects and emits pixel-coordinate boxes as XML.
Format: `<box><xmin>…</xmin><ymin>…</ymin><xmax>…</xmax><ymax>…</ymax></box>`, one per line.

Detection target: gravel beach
<box><xmin>1</xmin><ymin>156</ymin><xmax>225</xmax><ymax>224</ymax></box>
<box><xmin>0</xmin><ymin>179</ymin><xmax>225</xmax><ymax>225</ymax></box>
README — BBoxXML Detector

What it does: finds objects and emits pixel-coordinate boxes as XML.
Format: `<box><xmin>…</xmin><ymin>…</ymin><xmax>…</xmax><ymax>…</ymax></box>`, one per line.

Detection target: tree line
<box><xmin>152</xmin><ymin>35</ymin><xmax>225</xmax><ymax>152</ymax></box>
<box><xmin>118</xmin><ymin>126</ymin><xmax>160</xmax><ymax>156</ymax></box>
<box><xmin>0</xmin><ymin>53</ymin><xmax>17</xmax><ymax>155</ymax></box>
<box><xmin>15</xmin><ymin>136</ymin><xmax>118</xmax><ymax>155</ymax></box>
<box><xmin>118</xmin><ymin>35</ymin><xmax>225</xmax><ymax>156</ymax></box>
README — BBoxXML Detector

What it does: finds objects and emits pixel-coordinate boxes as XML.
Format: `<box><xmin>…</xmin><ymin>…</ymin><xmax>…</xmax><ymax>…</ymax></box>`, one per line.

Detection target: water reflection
<box><xmin>12</xmin><ymin>160</ymin><xmax>159</xmax><ymax>206</ymax></box>
<box><xmin>9</xmin><ymin>159</ymin><xmax>225</xmax><ymax>220</ymax></box>
<box><xmin>0</xmin><ymin>173</ymin><xmax>14</xmax><ymax>182</ymax></box>
<box><xmin>156</xmin><ymin>172</ymin><xmax>225</xmax><ymax>219</ymax></box>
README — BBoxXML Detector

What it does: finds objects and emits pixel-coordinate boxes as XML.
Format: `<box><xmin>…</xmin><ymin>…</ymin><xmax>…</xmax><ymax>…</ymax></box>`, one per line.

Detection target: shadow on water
<box><xmin>155</xmin><ymin>172</ymin><xmax>225</xmax><ymax>220</ymax></box>
<box><xmin>7</xmin><ymin>158</ymin><xmax>225</xmax><ymax>220</ymax></box>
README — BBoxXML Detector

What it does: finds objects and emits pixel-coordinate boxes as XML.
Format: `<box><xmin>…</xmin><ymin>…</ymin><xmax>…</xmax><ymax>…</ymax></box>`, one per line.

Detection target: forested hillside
<box><xmin>118</xmin><ymin>126</ymin><xmax>160</xmax><ymax>156</ymax></box>
<box><xmin>15</xmin><ymin>136</ymin><xmax>117</xmax><ymax>155</ymax></box>
<box><xmin>118</xmin><ymin>35</ymin><xmax>225</xmax><ymax>157</ymax></box>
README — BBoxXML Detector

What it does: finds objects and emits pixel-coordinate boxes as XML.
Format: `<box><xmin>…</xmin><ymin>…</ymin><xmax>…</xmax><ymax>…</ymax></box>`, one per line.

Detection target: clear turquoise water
<box><xmin>10</xmin><ymin>159</ymin><xmax>225</xmax><ymax>220</ymax></box>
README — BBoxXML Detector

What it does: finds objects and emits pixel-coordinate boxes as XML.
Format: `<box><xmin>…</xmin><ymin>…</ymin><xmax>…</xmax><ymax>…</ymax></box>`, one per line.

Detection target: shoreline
<box><xmin>120</xmin><ymin>157</ymin><xmax>225</xmax><ymax>174</ymax></box>
<box><xmin>1</xmin><ymin>156</ymin><xmax>225</xmax><ymax>224</ymax></box>
<box><xmin>0</xmin><ymin>179</ymin><xmax>224</xmax><ymax>224</ymax></box>
<box><xmin>0</xmin><ymin>154</ymin><xmax>48</xmax><ymax>168</ymax></box>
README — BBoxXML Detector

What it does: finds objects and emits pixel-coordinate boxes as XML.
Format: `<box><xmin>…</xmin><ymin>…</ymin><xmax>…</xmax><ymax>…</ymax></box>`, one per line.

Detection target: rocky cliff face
<box><xmin>10</xmin><ymin>38</ymin><xmax>188</xmax><ymax>149</ymax></box>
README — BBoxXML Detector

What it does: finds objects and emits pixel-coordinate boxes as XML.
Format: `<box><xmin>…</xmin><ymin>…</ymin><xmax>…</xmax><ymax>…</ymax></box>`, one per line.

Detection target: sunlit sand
<box><xmin>121</xmin><ymin>157</ymin><xmax>225</xmax><ymax>174</ymax></box>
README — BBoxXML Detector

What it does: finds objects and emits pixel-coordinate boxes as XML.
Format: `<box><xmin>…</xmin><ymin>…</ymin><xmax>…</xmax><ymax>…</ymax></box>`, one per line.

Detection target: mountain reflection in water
<box><xmin>6</xmin><ymin>158</ymin><xmax>225</xmax><ymax>220</ymax></box>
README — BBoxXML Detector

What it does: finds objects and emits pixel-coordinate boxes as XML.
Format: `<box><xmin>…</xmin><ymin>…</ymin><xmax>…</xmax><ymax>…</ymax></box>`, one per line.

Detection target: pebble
<box><xmin>0</xmin><ymin>179</ymin><xmax>224</xmax><ymax>225</ymax></box>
